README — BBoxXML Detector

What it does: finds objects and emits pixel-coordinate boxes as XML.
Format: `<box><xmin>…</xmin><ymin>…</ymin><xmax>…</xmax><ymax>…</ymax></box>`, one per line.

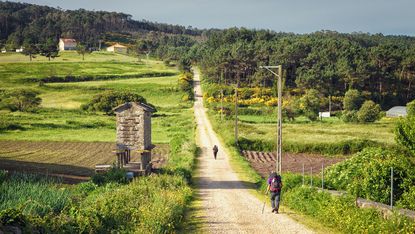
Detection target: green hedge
<box><xmin>324</xmin><ymin>147</ymin><xmax>415</xmax><ymax>208</ymax></box>
<box><xmin>238</xmin><ymin>137</ymin><xmax>380</xmax><ymax>155</ymax></box>
<box><xmin>23</xmin><ymin>71</ymin><xmax>177</xmax><ymax>83</ymax></box>
<box><xmin>283</xmin><ymin>186</ymin><xmax>415</xmax><ymax>233</ymax></box>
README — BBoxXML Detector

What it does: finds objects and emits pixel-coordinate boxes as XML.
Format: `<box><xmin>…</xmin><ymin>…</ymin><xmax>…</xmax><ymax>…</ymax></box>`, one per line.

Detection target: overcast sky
<box><xmin>8</xmin><ymin>0</ymin><xmax>415</xmax><ymax>36</ymax></box>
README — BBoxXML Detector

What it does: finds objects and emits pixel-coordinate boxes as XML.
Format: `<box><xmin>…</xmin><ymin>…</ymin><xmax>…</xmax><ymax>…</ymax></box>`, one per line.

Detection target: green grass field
<box><xmin>0</xmin><ymin>52</ymin><xmax>188</xmax><ymax>143</ymax></box>
<box><xmin>203</xmin><ymin>80</ymin><xmax>398</xmax><ymax>155</ymax></box>
<box><xmin>238</xmin><ymin>114</ymin><xmax>396</xmax><ymax>145</ymax></box>
<box><xmin>0</xmin><ymin>51</ymin><xmax>176</xmax><ymax>86</ymax></box>
<box><xmin>0</xmin><ymin>51</ymin><xmax>146</xmax><ymax>63</ymax></box>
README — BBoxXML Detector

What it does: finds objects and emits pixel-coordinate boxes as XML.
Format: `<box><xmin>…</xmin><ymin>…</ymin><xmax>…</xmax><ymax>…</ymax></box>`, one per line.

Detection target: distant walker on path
<box><xmin>213</xmin><ymin>145</ymin><xmax>218</xmax><ymax>160</ymax></box>
<box><xmin>266</xmin><ymin>171</ymin><xmax>283</xmax><ymax>214</ymax></box>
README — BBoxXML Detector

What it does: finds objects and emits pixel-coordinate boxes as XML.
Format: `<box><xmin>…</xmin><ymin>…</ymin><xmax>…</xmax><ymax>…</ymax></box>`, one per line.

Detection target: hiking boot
<box><xmin>271</xmin><ymin>208</ymin><xmax>276</xmax><ymax>213</ymax></box>
<box><xmin>275</xmin><ymin>209</ymin><xmax>279</xmax><ymax>214</ymax></box>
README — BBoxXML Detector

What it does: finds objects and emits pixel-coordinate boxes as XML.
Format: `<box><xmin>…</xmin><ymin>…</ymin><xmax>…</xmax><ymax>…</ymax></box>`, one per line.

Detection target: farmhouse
<box><xmin>59</xmin><ymin>38</ymin><xmax>77</xmax><ymax>51</ymax></box>
<box><xmin>107</xmin><ymin>43</ymin><xmax>128</xmax><ymax>53</ymax></box>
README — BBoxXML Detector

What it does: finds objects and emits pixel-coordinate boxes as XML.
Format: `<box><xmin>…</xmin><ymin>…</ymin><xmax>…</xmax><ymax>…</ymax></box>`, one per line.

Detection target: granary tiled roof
<box><xmin>113</xmin><ymin>102</ymin><xmax>156</xmax><ymax>113</ymax></box>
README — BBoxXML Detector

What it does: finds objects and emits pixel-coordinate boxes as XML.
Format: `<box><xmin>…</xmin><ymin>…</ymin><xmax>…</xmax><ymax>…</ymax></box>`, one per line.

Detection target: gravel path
<box><xmin>192</xmin><ymin>68</ymin><xmax>314</xmax><ymax>234</ymax></box>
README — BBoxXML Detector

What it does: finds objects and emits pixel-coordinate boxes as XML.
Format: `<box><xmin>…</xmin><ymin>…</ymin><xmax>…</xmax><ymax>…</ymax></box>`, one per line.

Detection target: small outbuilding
<box><xmin>114</xmin><ymin>102</ymin><xmax>155</xmax><ymax>174</ymax></box>
<box><xmin>319</xmin><ymin>111</ymin><xmax>331</xmax><ymax>118</ymax></box>
<box><xmin>386</xmin><ymin>106</ymin><xmax>407</xmax><ymax>117</ymax></box>
<box><xmin>59</xmin><ymin>38</ymin><xmax>77</xmax><ymax>51</ymax></box>
<box><xmin>107</xmin><ymin>43</ymin><xmax>128</xmax><ymax>53</ymax></box>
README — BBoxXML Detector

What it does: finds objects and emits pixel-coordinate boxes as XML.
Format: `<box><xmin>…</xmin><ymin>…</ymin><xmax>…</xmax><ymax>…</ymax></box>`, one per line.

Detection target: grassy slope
<box><xmin>0</xmin><ymin>52</ymin><xmax>183</xmax><ymax>143</ymax></box>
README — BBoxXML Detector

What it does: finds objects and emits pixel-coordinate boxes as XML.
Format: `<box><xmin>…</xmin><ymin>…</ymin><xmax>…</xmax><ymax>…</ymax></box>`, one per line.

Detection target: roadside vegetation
<box><xmin>201</xmin><ymin>74</ymin><xmax>415</xmax><ymax>233</ymax></box>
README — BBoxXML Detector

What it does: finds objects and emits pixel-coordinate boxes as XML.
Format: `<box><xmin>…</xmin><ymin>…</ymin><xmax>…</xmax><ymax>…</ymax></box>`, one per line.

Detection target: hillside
<box><xmin>0</xmin><ymin>1</ymin><xmax>201</xmax><ymax>49</ymax></box>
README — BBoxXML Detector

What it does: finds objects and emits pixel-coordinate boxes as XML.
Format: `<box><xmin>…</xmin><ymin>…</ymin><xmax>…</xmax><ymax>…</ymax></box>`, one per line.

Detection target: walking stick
<box><xmin>262</xmin><ymin>201</ymin><xmax>266</xmax><ymax>214</ymax></box>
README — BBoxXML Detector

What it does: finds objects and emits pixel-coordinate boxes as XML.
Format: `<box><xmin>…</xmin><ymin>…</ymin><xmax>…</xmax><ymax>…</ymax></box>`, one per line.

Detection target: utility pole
<box><xmin>220</xmin><ymin>70</ymin><xmax>224</xmax><ymax>121</ymax></box>
<box><xmin>234</xmin><ymin>73</ymin><xmax>240</xmax><ymax>146</ymax></box>
<box><xmin>260</xmin><ymin>65</ymin><xmax>283</xmax><ymax>175</ymax></box>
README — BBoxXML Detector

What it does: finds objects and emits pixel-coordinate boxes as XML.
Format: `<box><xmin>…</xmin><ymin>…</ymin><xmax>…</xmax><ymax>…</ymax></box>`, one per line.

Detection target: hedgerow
<box><xmin>238</xmin><ymin>137</ymin><xmax>379</xmax><ymax>155</ymax></box>
<box><xmin>283</xmin><ymin>186</ymin><xmax>415</xmax><ymax>233</ymax></box>
<box><xmin>324</xmin><ymin>147</ymin><xmax>415</xmax><ymax>208</ymax></box>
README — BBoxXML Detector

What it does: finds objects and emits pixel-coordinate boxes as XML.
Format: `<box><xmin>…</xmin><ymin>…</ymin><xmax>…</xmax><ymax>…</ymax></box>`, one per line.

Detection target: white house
<box><xmin>59</xmin><ymin>38</ymin><xmax>77</xmax><ymax>51</ymax></box>
<box><xmin>386</xmin><ymin>106</ymin><xmax>407</xmax><ymax>117</ymax></box>
<box><xmin>318</xmin><ymin>112</ymin><xmax>331</xmax><ymax>118</ymax></box>
<box><xmin>107</xmin><ymin>43</ymin><xmax>128</xmax><ymax>53</ymax></box>
<box><xmin>16</xmin><ymin>47</ymin><xmax>24</xmax><ymax>53</ymax></box>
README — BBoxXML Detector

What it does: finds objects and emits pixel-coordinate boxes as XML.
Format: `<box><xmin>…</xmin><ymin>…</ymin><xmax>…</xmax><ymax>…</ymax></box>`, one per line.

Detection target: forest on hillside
<box><xmin>2</xmin><ymin>1</ymin><xmax>415</xmax><ymax>108</ymax></box>
<box><xmin>0</xmin><ymin>1</ymin><xmax>201</xmax><ymax>49</ymax></box>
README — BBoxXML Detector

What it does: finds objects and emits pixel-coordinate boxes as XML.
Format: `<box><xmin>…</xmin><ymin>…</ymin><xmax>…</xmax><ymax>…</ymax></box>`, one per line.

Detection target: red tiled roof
<box><xmin>60</xmin><ymin>38</ymin><xmax>76</xmax><ymax>43</ymax></box>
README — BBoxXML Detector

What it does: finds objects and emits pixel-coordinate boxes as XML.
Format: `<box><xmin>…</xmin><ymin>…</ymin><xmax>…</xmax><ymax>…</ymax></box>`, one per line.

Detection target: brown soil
<box><xmin>242</xmin><ymin>150</ymin><xmax>347</xmax><ymax>178</ymax></box>
<box><xmin>0</xmin><ymin>141</ymin><xmax>169</xmax><ymax>183</ymax></box>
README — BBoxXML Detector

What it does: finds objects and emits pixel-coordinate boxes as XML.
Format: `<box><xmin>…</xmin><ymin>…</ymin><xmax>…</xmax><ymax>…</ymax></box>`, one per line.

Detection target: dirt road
<box><xmin>193</xmin><ymin>68</ymin><xmax>314</xmax><ymax>233</ymax></box>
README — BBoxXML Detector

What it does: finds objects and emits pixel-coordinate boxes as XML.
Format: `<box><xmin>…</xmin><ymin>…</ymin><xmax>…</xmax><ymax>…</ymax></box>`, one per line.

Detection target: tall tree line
<box><xmin>186</xmin><ymin>28</ymin><xmax>415</xmax><ymax>108</ymax></box>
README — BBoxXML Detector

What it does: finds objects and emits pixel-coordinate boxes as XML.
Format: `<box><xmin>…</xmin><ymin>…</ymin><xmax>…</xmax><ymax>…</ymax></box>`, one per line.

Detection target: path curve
<box><xmin>193</xmin><ymin>68</ymin><xmax>314</xmax><ymax>234</ymax></box>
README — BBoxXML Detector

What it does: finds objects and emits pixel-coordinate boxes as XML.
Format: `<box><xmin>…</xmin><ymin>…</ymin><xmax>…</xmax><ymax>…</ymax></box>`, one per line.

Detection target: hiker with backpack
<box><xmin>267</xmin><ymin>171</ymin><xmax>282</xmax><ymax>214</ymax></box>
<box><xmin>212</xmin><ymin>145</ymin><xmax>218</xmax><ymax>160</ymax></box>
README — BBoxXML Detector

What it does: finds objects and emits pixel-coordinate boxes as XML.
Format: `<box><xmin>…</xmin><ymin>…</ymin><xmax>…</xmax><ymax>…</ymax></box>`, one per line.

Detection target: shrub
<box><xmin>356</xmin><ymin>100</ymin><xmax>381</xmax><ymax>123</ymax></box>
<box><xmin>283</xmin><ymin>186</ymin><xmax>415</xmax><ymax>233</ymax></box>
<box><xmin>342</xmin><ymin>110</ymin><xmax>358</xmax><ymax>123</ymax></box>
<box><xmin>238</xmin><ymin>137</ymin><xmax>378</xmax><ymax>155</ymax></box>
<box><xmin>407</xmin><ymin>99</ymin><xmax>415</xmax><ymax>117</ymax></box>
<box><xmin>298</xmin><ymin>89</ymin><xmax>320</xmax><ymax>121</ymax></box>
<box><xmin>324</xmin><ymin>147</ymin><xmax>415</xmax><ymax>208</ymax></box>
<box><xmin>397</xmin><ymin>186</ymin><xmax>415</xmax><ymax>210</ymax></box>
<box><xmin>343</xmin><ymin>89</ymin><xmax>363</xmax><ymax>111</ymax></box>
<box><xmin>395</xmin><ymin>117</ymin><xmax>415</xmax><ymax>155</ymax></box>
<box><xmin>81</xmin><ymin>90</ymin><xmax>152</xmax><ymax>115</ymax></box>
<box><xmin>91</xmin><ymin>167</ymin><xmax>128</xmax><ymax>185</ymax></box>
<box><xmin>178</xmin><ymin>71</ymin><xmax>194</xmax><ymax>101</ymax></box>
<box><xmin>2</xmin><ymin>89</ymin><xmax>42</xmax><ymax>112</ymax></box>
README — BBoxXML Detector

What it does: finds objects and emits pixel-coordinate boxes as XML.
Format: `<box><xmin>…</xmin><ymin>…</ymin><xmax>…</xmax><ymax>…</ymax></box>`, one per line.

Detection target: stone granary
<box><xmin>112</xmin><ymin>102</ymin><xmax>156</xmax><ymax>174</ymax></box>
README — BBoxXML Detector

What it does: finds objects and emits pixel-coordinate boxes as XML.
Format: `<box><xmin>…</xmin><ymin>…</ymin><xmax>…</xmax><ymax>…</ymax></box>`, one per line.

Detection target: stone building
<box><xmin>113</xmin><ymin>102</ymin><xmax>156</xmax><ymax>172</ymax></box>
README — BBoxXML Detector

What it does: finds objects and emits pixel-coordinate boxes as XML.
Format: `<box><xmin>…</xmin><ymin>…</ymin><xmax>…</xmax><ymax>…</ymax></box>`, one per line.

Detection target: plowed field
<box><xmin>242</xmin><ymin>150</ymin><xmax>346</xmax><ymax>178</ymax></box>
<box><xmin>0</xmin><ymin>141</ymin><xmax>169</xmax><ymax>182</ymax></box>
